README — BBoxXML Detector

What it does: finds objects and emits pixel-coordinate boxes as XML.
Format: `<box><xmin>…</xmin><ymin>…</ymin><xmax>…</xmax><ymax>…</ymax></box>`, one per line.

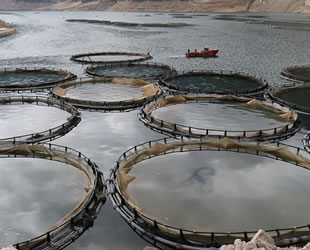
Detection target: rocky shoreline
<box><xmin>0</xmin><ymin>20</ymin><xmax>16</xmax><ymax>38</ymax></box>
<box><xmin>143</xmin><ymin>230</ymin><xmax>310</xmax><ymax>250</ymax></box>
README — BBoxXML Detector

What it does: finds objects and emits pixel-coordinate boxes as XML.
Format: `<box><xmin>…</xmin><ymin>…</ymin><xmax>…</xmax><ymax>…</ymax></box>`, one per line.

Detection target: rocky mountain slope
<box><xmin>0</xmin><ymin>0</ymin><xmax>309</xmax><ymax>13</ymax></box>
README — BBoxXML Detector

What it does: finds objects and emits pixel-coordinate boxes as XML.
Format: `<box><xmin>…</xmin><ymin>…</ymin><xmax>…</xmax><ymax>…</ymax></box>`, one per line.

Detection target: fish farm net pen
<box><xmin>0</xmin><ymin>96</ymin><xmax>81</xmax><ymax>144</ymax></box>
<box><xmin>86</xmin><ymin>62</ymin><xmax>177</xmax><ymax>80</ymax></box>
<box><xmin>139</xmin><ymin>94</ymin><xmax>302</xmax><ymax>141</ymax></box>
<box><xmin>0</xmin><ymin>67</ymin><xmax>76</xmax><ymax>91</ymax></box>
<box><xmin>280</xmin><ymin>65</ymin><xmax>310</xmax><ymax>84</ymax></box>
<box><xmin>107</xmin><ymin>136</ymin><xmax>310</xmax><ymax>249</ymax></box>
<box><xmin>71</xmin><ymin>51</ymin><xmax>153</xmax><ymax>64</ymax></box>
<box><xmin>267</xmin><ymin>84</ymin><xmax>310</xmax><ymax>114</ymax></box>
<box><xmin>159</xmin><ymin>70</ymin><xmax>268</xmax><ymax>97</ymax></box>
<box><xmin>51</xmin><ymin>77</ymin><xmax>164</xmax><ymax>111</ymax></box>
<box><xmin>0</xmin><ymin>142</ymin><xmax>106</xmax><ymax>250</ymax></box>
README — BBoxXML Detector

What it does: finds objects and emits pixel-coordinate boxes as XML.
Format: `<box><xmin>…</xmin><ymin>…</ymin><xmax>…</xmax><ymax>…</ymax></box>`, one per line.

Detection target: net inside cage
<box><xmin>0</xmin><ymin>68</ymin><xmax>74</xmax><ymax>89</ymax></box>
<box><xmin>0</xmin><ymin>96</ymin><xmax>80</xmax><ymax>143</ymax></box>
<box><xmin>271</xmin><ymin>84</ymin><xmax>310</xmax><ymax>113</ymax></box>
<box><xmin>140</xmin><ymin>94</ymin><xmax>299</xmax><ymax>140</ymax></box>
<box><xmin>86</xmin><ymin>63</ymin><xmax>176</xmax><ymax>80</ymax></box>
<box><xmin>161</xmin><ymin>71</ymin><xmax>266</xmax><ymax>94</ymax></box>
<box><xmin>0</xmin><ymin>143</ymin><xmax>105</xmax><ymax>250</ymax></box>
<box><xmin>109</xmin><ymin>137</ymin><xmax>310</xmax><ymax>248</ymax></box>
<box><xmin>52</xmin><ymin>78</ymin><xmax>162</xmax><ymax>111</ymax></box>
<box><xmin>281</xmin><ymin>66</ymin><xmax>310</xmax><ymax>83</ymax></box>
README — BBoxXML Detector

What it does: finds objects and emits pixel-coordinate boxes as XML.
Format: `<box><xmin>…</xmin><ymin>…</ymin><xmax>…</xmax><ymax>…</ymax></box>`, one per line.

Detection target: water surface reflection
<box><xmin>128</xmin><ymin>150</ymin><xmax>310</xmax><ymax>232</ymax></box>
<box><xmin>0</xmin><ymin>158</ymin><xmax>87</xmax><ymax>247</ymax></box>
<box><xmin>0</xmin><ymin>105</ymin><xmax>71</xmax><ymax>138</ymax></box>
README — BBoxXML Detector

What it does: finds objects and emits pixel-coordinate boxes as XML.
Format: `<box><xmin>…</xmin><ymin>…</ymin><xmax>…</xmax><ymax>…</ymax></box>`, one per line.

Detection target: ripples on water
<box><xmin>0</xmin><ymin>11</ymin><xmax>309</xmax><ymax>249</ymax></box>
<box><xmin>0</xmin><ymin>72</ymin><xmax>64</xmax><ymax>86</ymax></box>
<box><xmin>90</xmin><ymin>64</ymin><xmax>172</xmax><ymax>79</ymax></box>
<box><xmin>166</xmin><ymin>74</ymin><xmax>262</xmax><ymax>92</ymax></box>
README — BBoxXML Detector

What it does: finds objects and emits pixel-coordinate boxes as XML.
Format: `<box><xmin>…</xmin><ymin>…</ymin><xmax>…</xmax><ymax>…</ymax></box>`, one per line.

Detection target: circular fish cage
<box><xmin>71</xmin><ymin>51</ymin><xmax>152</xmax><ymax>64</ymax></box>
<box><xmin>280</xmin><ymin>66</ymin><xmax>310</xmax><ymax>84</ymax></box>
<box><xmin>268</xmin><ymin>84</ymin><xmax>310</xmax><ymax>114</ymax></box>
<box><xmin>139</xmin><ymin>94</ymin><xmax>301</xmax><ymax>141</ymax></box>
<box><xmin>51</xmin><ymin>77</ymin><xmax>163</xmax><ymax>111</ymax></box>
<box><xmin>86</xmin><ymin>62</ymin><xmax>177</xmax><ymax>80</ymax></box>
<box><xmin>0</xmin><ymin>96</ymin><xmax>81</xmax><ymax>143</ymax></box>
<box><xmin>159</xmin><ymin>70</ymin><xmax>267</xmax><ymax>97</ymax></box>
<box><xmin>108</xmin><ymin>137</ymin><xmax>310</xmax><ymax>249</ymax></box>
<box><xmin>0</xmin><ymin>142</ymin><xmax>105</xmax><ymax>250</ymax></box>
<box><xmin>0</xmin><ymin>68</ymin><xmax>76</xmax><ymax>91</ymax></box>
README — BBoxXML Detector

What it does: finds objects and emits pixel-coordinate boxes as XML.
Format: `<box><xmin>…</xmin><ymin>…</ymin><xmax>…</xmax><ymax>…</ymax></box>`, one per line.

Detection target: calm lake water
<box><xmin>0</xmin><ymin>11</ymin><xmax>310</xmax><ymax>249</ymax></box>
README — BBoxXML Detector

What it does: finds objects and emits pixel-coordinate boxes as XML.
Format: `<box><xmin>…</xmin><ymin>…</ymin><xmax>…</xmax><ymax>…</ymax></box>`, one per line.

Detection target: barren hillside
<box><xmin>0</xmin><ymin>0</ymin><xmax>309</xmax><ymax>13</ymax></box>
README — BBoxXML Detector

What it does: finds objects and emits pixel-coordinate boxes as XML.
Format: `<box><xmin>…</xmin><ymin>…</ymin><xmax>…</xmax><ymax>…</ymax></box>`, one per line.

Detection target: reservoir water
<box><xmin>0</xmin><ymin>11</ymin><xmax>310</xmax><ymax>249</ymax></box>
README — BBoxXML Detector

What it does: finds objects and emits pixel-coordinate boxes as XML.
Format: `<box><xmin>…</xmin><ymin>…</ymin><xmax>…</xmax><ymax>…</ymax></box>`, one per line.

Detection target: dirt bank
<box><xmin>0</xmin><ymin>0</ymin><xmax>310</xmax><ymax>13</ymax></box>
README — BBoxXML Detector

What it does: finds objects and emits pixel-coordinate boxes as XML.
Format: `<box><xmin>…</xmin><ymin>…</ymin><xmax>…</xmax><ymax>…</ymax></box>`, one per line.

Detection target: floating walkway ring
<box><xmin>0</xmin><ymin>67</ymin><xmax>77</xmax><ymax>91</ymax></box>
<box><xmin>159</xmin><ymin>70</ymin><xmax>268</xmax><ymax>97</ymax></box>
<box><xmin>86</xmin><ymin>62</ymin><xmax>177</xmax><ymax>80</ymax></box>
<box><xmin>139</xmin><ymin>94</ymin><xmax>301</xmax><ymax>141</ymax></box>
<box><xmin>0</xmin><ymin>96</ymin><xmax>81</xmax><ymax>143</ymax></box>
<box><xmin>0</xmin><ymin>142</ymin><xmax>106</xmax><ymax>250</ymax></box>
<box><xmin>267</xmin><ymin>84</ymin><xmax>310</xmax><ymax>114</ymax></box>
<box><xmin>280</xmin><ymin>65</ymin><xmax>310</xmax><ymax>84</ymax></box>
<box><xmin>108</xmin><ymin>137</ymin><xmax>310</xmax><ymax>249</ymax></box>
<box><xmin>51</xmin><ymin>77</ymin><xmax>163</xmax><ymax>111</ymax></box>
<box><xmin>71</xmin><ymin>51</ymin><xmax>153</xmax><ymax>64</ymax></box>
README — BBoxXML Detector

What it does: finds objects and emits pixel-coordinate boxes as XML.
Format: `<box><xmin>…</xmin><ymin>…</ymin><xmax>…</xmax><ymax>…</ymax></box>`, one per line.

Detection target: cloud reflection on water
<box><xmin>0</xmin><ymin>158</ymin><xmax>87</xmax><ymax>247</ymax></box>
<box><xmin>128</xmin><ymin>150</ymin><xmax>310</xmax><ymax>232</ymax></box>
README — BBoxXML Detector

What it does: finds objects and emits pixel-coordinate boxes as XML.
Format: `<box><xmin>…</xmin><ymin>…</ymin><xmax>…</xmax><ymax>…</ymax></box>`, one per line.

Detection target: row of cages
<box><xmin>0</xmin><ymin>65</ymin><xmax>308</xmax><ymax>142</ymax></box>
<box><xmin>0</xmin><ymin>60</ymin><xmax>309</xmax><ymax>249</ymax></box>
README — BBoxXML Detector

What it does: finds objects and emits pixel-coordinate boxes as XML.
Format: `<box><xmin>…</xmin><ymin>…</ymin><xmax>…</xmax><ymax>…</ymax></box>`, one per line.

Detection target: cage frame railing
<box><xmin>138</xmin><ymin>94</ymin><xmax>301</xmax><ymax>141</ymax></box>
<box><xmin>0</xmin><ymin>67</ymin><xmax>77</xmax><ymax>91</ymax></box>
<box><xmin>85</xmin><ymin>61</ymin><xmax>177</xmax><ymax>80</ymax></box>
<box><xmin>280</xmin><ymin>65</ymin><xmax>310</xmax><ymax>84</ymax></box>
<box><xmin>107</xmin><ymin>136</ymin><xmax>310</xmax><ymax>249</ymax></box>
<box><xmin>0</xmin><ymin>142</ymin><xmax>106</xmax><ymax>250</ymax></box>
<box><xmin>71</xmin><ymin>51</ymin><xmax>153</xmax><ymax>64</ymax></box>
<box><xmin>266</xmin><ymin>85</ymin><xmax>310</xmax><ymax>115</ymax></box>
<box><xmin>0</xmin><ymin>95</ymin><xmax>81</xmax><ymax>143</ymax></box>
<box><xmin>51</xmin><ymin>77</ymin><xmax>165</xmax><ymax>111</ymax></box>
<box><xmin>159</xmin><ymin>70</ymin><xmax>268</xmax><ymax>97</ymax></box>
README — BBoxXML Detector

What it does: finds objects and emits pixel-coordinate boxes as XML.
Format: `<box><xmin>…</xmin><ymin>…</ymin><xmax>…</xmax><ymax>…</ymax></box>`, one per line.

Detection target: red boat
<box><xmin>186</xmin><ymin>48</ymin><xmax>219</xmax><ymax>57</ymax></box>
